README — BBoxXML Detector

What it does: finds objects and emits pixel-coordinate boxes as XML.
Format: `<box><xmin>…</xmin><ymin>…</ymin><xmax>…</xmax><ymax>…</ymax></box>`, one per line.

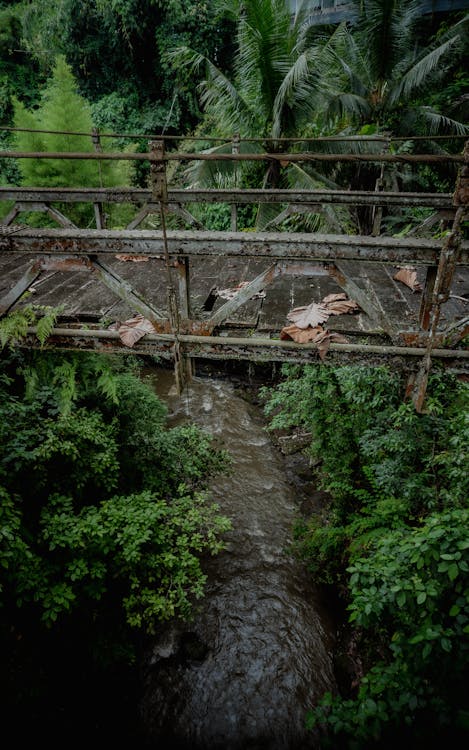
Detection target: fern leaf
<box><xmin>95</xmin><ymin>362</ymin><xmax>119</xmax><ymax>405</ymax></box>
<box><xmin>35</xmin><ymin>305</ymin><xmax>63</xmax><ymax>347</ymax></box>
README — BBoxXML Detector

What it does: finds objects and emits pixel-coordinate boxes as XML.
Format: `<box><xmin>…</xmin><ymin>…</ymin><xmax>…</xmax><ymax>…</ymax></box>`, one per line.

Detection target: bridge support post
<box><xmin>150</xmin><ymin>139</ymin><xmax>192</xmax><ymax>393</ymax></box>
<box><xmin>411</xmin><ymin>139</ymin><xmax>468</xmax><ymax>411</ymax></box>
<box><xmin>91</xmin><ymin>128</ymin><xmax>105</xmax><ymax>229</ymax></box>
<box><xmin>231</xmin><ymin>133</ymin><xmax>240</xmax><ymax>232</ymax></box>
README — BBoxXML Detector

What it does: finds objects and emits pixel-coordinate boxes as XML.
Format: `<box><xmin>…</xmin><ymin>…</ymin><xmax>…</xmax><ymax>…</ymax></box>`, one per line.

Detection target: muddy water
<box><xmin>141</xmin><ymin>371</ymin><xmax>336</xmax><ymax>749</ymax></box>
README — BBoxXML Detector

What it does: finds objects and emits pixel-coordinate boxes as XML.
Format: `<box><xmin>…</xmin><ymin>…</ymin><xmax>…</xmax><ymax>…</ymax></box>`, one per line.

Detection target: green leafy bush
<box><xmin>0</xmin><ymin>349</ymin><xmax>231</xmax><ymax>632</ymax></box>
<box><xmin>263</xmin><ymin>364</ymin><xmax>469</xmax><ymax>745</ymax></box>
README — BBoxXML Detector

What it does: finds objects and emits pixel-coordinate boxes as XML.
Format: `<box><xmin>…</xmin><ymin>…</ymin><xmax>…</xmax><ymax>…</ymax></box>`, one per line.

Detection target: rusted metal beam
<box><xmin>231</xmin><ymin>133</ymin><xmax>240</xmax><ymax>231</ymax></box>
<box><xmin>1</xmin><ymin>127</ymin><xmax>466</xmax><ymax>144</ymax></box>
<box><xmin>412</xmin><ymin>204</ymin><xmax>466</xmax><ymax>411</ymax></box>
<box><xmin>2</xmin><ymin>228</ymin><xmax>467</xmax><ymax>265</ymax></box>
<box><xmin>125</xmin><ymin>201</ymin><xmax>204</xmax><ymax>230</ymax></box>
<box><xmin>419</xmin><ymin>265</ymin><xmax>438</xmax><ymax>330</ymax></box>
<box><xmin>176</xmin><ymin>257</ymin><xmax>191</xmax><ymax>321</ymax></box>
<box><xmin>277</xmin><ymin>261</ymin><xmax>329</xmax><ymax>276</ymax></box>
<box><xmin>442</xmin><ymin>315</ymin><xmax>469</xmax><ymax>346</ymax></box>
<box><xmin>149</xmin><ymin>140</ymin><xmax>167</xmax><ymax>203</ymax></box>
<box><xmin>38</xmin><ymin>255</ymin><xmax>93</xmax><ymax>272</ymax></box>
<box><xmin>176</xmin><ymin>256</ymin><xmax>194</xmax><ymax>379</ymax></box>
<box><xmin>1</xmin><ymin>150</ymin><xmax>465</xmax><ymax>164</ymax></box>
<box><xmin>91</xmin><ymin>128</ymin><xmax>105</xmax><ymax>230</ymax></box>
<box><xmin>0</xmin><ymin>187</ymin><xmax>456</xmax><ymax>208</ymax></box>
<box><xmin>2</xmin><ymin>203</ymin><xmax>21</xmax><ymax>225</ymax></box>
<box><xmin>371</xmin><ymin>144</ymin><xmax>389</xmax><ymax>237</ymax></box>
<box><xmin>0</xmin><ymin>261</ymin><xmax>41</xmax><ymax>314</ymax></box>
<box><xmin>408</xmin><ymin>210</ymin><xmax>454</xmax><ymax>236</ymax></box>
<box><xmin>23</xmin><ymin>325</ymin><xmax>469</xmax><ymax>365</ymax></box>
<box><xmin>149</xmin><ymin>140</ymin><xmax>190</xmax><ymax>394</ymax></box>
<box><xmin>94</xmin><ymin>203</ymin><xmax>105</xmax><ymax>229</ymax></box>
<box><xmin>167</xmin><ymin>203</ymin><xmax>205</xmax><ymax>229</ymax></box>
<box><xmin>44</xmin><ymin>205</ymin><xmax>77</xmax><ymax>229</ymax></box>
<box><xmin>126</xmin><ymin>205</ymin><xmax>153</xmax><ymax>230</ymax></box>
<box><xmin>2</xmin><ymin>200</ymin><xmax>77</xmax><ymax>228</ymax></box>
<box><xmin>398</xmin><ymin>323</ymin><xmax>469</xmax><ymax>347</ymax></box>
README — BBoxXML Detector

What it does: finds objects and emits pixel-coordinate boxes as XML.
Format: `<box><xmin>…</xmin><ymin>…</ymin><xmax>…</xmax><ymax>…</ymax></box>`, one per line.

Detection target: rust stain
<box><xmin>39</xmin><ymin>256</ymin><xmax>93</xmax><ymax>272</ymax></box>
<box><xmin>184</xmin><ymin>320</ymin><xmax>214</xmax><ymax>336</ymax></box>
<box><xmin>400</xmin><ymin>332</ymin><xmax>444</xmax><ymax>348</ymax></box>
<box><xmin>150</xmin><ymin>320</ymin><xmax>173</xmax><ymax>334</ymax></box>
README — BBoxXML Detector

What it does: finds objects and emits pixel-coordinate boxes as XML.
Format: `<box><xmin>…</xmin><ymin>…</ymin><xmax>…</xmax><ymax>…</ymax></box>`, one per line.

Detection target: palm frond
<box><xmin>182</xmin><ymin>140</ymin><xmax>264</xmax><ymax>189</ymax></box>
<box><xmin>339</xmin><ymin>27</ymin><xmax>373</xmax><ymax>90</ymax></box>
<box><xmin>302</xmin><ymin>135</ymin><xmax>386</xmax><ymax>156</ymax></box>
<box><xmin>431</xmin><ymin>12</ymin><xmax>469</xmax><ymax>46</ymax></box>
<box><xmin>326</xmin><ymin>92</ymin><xmax>371</xmax><ymax>123</ymax></box>
<box><xmin>272</xmin><ymin>48</ymin><xmax>326</xmax><ymax>138</ymax></box>
<box><xmin>389</xmin><ymin>36</ymin><xmax>462</xmax><ymax>106</ymax></box>
<box><xmin>390</xmin><ymin>0</ymin><xmax>422</xmax><ymax>61</ymax></box>
<box><xmin>235</xmin><ymin>1</ymin><xmax>293</xmax><ymax>121</ymax></box>
<box><xmin>286</xmin><ymin>161</ymin><xmax>340</xmax><ymax>191</ymax></box>
<box><xmin>356</xmin><ymin>0</ymin><xmax>421</xmax><ymax>80</ymax></box>
<box><xmin>418</xmin><ymin>107</ymin><xmax>469</xmax><ymax>136</ymax></box>
<box><xmin>255</xmin><ymin>201</ymin><xmax>287</xmax><ymax>230</ymax></box>
<box><xmin>285</xmin><ymin>163</ymin><xmax>350</xmax><ymax>232</ymax></box>
<box><xmin>167</xmin><ymin>45</ymin><xmax>251</xmax><ymax>134</ymax></box>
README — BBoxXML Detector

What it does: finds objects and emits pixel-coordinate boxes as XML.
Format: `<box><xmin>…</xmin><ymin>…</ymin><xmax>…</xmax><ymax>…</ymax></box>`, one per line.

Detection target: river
<box><xmin>140</xmin><ymin>370</ymin><xmax>336</xmax><ymax>749</ymax></box>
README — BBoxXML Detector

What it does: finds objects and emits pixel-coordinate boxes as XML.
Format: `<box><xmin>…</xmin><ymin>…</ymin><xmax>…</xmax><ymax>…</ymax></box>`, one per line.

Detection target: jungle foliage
<box><xmin>0</xmin><ymin>334</ymin><xmax>231</xmax><ymax>737</ymax></box>
<box><xmin>168</xmin><ymin>0</ymin><xmax>468</xmax><ymax>231</ymax></box>
<box><xmin>1</xmin><ymin>1</ymin><xmax>467</xmax><ymax>234</ymax></box>
<box><xmin>262</xmin><ymin>365</ymin><xmax>469</xmax><ymax>747</ymax></box>
<box><xmin>0</xmin><ymin>344</ymin><xmax>230</xmax><ymax>630</ymax></box>
<box><xmin>0</xmin><ymin>0</ymin><xmax>234</xmax><ymax>134</ymax></box>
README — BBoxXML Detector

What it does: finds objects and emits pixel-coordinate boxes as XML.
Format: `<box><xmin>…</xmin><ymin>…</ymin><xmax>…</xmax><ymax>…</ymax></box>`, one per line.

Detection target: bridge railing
<box><xmin>0</xmin><ymin>133</ymin><xmax>468</xmax><ymax>408</ymax></box>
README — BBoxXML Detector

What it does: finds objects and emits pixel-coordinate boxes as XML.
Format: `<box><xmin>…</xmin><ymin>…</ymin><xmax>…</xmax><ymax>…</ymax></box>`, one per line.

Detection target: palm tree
<box><xmin>323</xmin><ymin>0</ymin><xmax>469</xmax><ymax>136</ymax></box>
<box><xmin>169</xmin><ymin>0</ymin><xmax>342</xmax><ymax>228</ymax></box>
<box><xmin>315</xmin><ymin>0</ymin><xmax>469</xmax><ymax>232</ymax></box>
<box><xmin>169</xmin><ymin>0</ymin><xmax>468</xmax><ymax>231</ymax></box>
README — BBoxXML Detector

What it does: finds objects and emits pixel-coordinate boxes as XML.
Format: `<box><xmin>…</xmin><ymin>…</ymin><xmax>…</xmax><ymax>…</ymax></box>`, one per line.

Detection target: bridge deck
<box><xmin>1</xmin><ymin>249</ymin><xmax>467</xmax><ymax>340</ymax></box>
<box><xmin>1</xmin><ymin>137</ymin><xmax>468</xmax><ymax>408</ymax></box>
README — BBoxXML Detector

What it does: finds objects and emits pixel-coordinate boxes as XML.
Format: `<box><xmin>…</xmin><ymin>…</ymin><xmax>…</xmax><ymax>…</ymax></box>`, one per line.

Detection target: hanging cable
<box><xmin>149</xmin><ymin>139</ymin><xmax>186</xmax><ymax>394</ymax></box>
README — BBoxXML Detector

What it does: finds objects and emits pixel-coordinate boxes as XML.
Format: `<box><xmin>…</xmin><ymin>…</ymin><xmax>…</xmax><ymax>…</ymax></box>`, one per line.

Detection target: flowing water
<box><xmin>141</xmin><ymin>370</ymin><xmax>336</xmax><ymax>749</ymax></box>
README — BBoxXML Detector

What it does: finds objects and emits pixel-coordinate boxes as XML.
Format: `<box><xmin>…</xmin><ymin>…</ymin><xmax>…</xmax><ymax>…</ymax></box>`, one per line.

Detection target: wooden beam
<box><xmin>0</xmin><ymin>261</ymin><xmax>41</xmax><ymax>314</ymax></box>
<box><xmin>329</xmin><ymin>261</ymin><xmax>399</xmax><ymax>341</ymax></box>
<box><xmin>207</xmin><ymin>263</ymin><xmax>278</xmax><ymax>328</ymax></box>
<box><xmin>90</xmin><ymin>259</ymin><xmax>167</xmax><ymax>323</ymax></box>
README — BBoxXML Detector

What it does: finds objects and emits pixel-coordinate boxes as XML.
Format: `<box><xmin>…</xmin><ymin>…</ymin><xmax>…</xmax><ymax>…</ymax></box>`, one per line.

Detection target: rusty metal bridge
<box><xmin>1</xmin><ymin>134</ymin><xmax>468</xmax><ymax>410</ymax></box>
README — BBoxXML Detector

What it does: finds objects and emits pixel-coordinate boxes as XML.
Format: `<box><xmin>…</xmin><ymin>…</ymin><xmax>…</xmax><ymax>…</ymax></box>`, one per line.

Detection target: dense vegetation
<box><xmin>262</xmin><ymin>365</ymin><xmax>469</xmax><ymax>747</ymax></box>
<box><xmin>0</xmin><ymin>0</ymin><xmax>468</xmax><ymax>745</ymax></box>
<box><xmin>1</xmin><ymin>1</ymin><xmax>467</xmax><ymax>232</ymax></box>
<box><xmin>0</xmin><ymin>0</ymin><xmax>234</xmax><ymax>132</ymax></box>
<box><xmin>0</xmin><ymin>309</ymin><xmax>231</xmax><ymax>741</ymax></box>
